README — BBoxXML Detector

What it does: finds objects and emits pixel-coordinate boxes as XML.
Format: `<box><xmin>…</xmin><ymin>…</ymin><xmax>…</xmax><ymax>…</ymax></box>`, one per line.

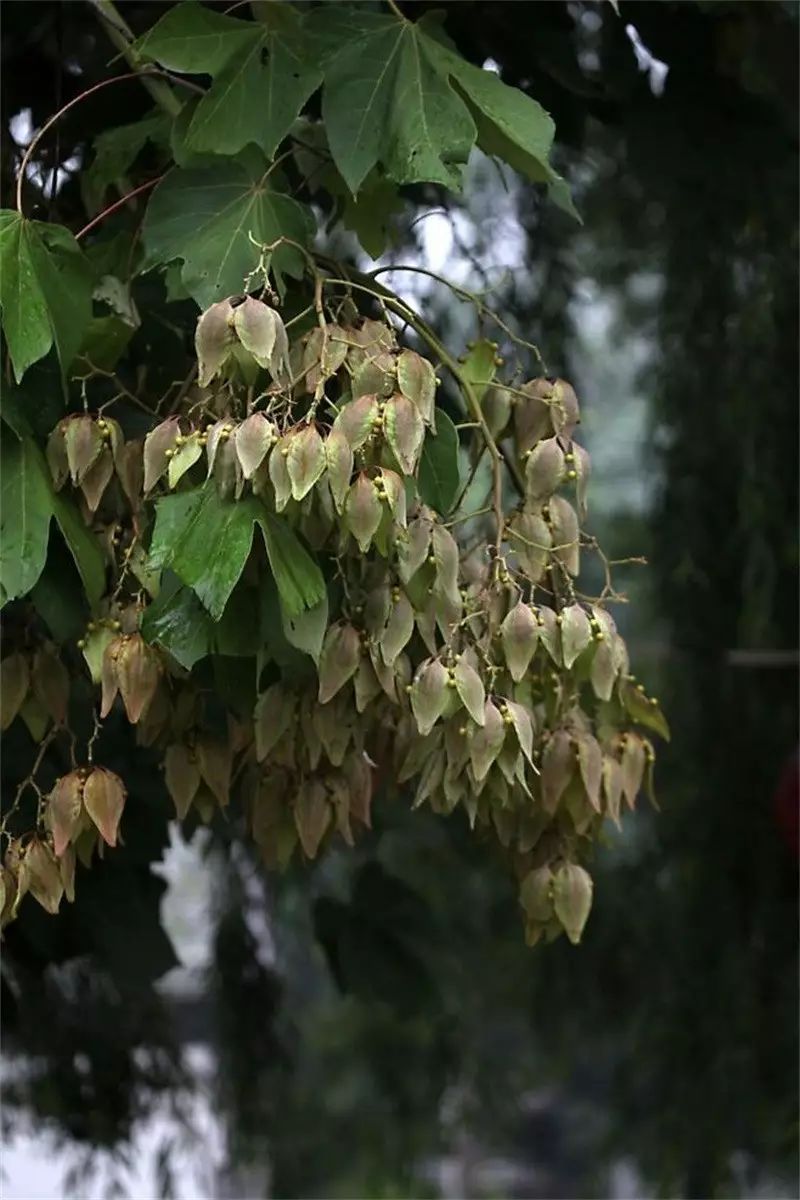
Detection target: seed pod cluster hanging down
<box><xmin>2</xmin><ymin>294</ymin><xmax>668</xmax><ymax>946</ymax></box>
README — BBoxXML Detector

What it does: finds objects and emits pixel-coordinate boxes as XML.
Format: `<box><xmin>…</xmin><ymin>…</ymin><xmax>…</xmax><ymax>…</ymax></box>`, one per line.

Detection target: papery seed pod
<box><xmin>303</xmin><ymin>324</ymin><xmax>348</xmax><ymax>391</ymax></box>
<box><xmin>504</xmin><ymin>699</ymin><xmax>534</xmax><ymax>762</ymax></box>
<box><xmin>549</xmin><ymin>379</ymin><xmax>580</xmax><ymax>440</ymax></box>
<box><xmin>168</xmin><ymin>430</ymin><xmax>203</xmax><ymax>488</ymax></box>
<box><xmin>164</xmin><ymin>743</ymin><xmax>201</xmax><ymax>819</ymax></box>
<box><xmin>508</xmin><ymin>511</ymin><xmax>551</xmax><ymax>584</ymax></box>
<box><xmin>80</xmin><ymin>446</ymin><xmax>114</xmax><ymax>512</ymax></box>
<box><xmin>24</xmin><ymin>838</ymin><xmax>63</xmax><ymax>915</ymax></box>
<box><xmin>552</xmin><ymin>862</ymin><xmax>592</xmax><ymax>944</ymax></box>
<box><xmin>377</xmin><ymin>468</ymin><xmax>406</xmax><ymax>526</ymax></box>
<box><xmin>115</xmin><ymin>633</ymin><xmax>161</xmax><ymax>723</ymax></box>
<box><xmin>235</xmin><ymin>413</ymin><xmax>275</xmax><ymax>479</ymax></box>
<box><xmin>572</xmin><ymin>443</ymin><xmax>590</xmax><ymax>518</ymax></box>
<box><xmin>65</xmin><ymin>415</ymin><xmax>103</xmax><ymax>486</ymax></box>
<box><xmin>287</xmin><ymin>424</ymin><xmax>326</xmax><ymax>501</ymax></box>
<box><xmin>500</xmin><ymin>602</ymin><xmax>539</xmax><ymax>683</ymax></box>
<box><xmin>384</xmin><ymin>392</ymin><xmax>424</xmax><ymax>474</ymax></box>
<box><xmin>513</xmin><ymin>378</ymin><xmax>555</xmax><ymax>453</ymax></box>
<box><xmin>0</xmin><ymin>653</ymin><xmax>30</xmax><ymax>730</ymax></box>
<box><xmin>352</xmin><ymin>351</ymin><xmax>396</xmax><ymax>399</ymax></box>
<box><xmin>482</xmin><ymin>385</ymin><xmax>512</xmax><ymax>438</ymax></box>
<box><xmin>46</xmin><ymin>420</ymin><xmax>70</xmax><ymax>489</ymax></box>
<box><xmin>453</xmin><ymin>658</ymin><xmax>485</xmax><ymax>725</ymax></box>
<box><xmin>47</xmin><ymin>771</ymin><xmax>85</xmax><ymax>856</ymax></box>
<box><xmin>396</xmin><ymin>349</ymin><xmax>436</xmax><ymax>426</ymax></box>
<box><xmin>560</xmin><ymin>603</ymin><xmax>592</xmax><ymax>670</ymax></box>
<box><xmin>31</xmin><ymin>645</ymin><xmax>69</xmax><ymax>725</ymax></box>
<box><xmin>59</xmin><ymin>844</ymin><xmax>76</xmax><ymax>904</ymax></box>
<box><xmin>116</xmin><ymin>439</ymin><xmax>144</xmax><ymax>510</ymax></box>
<box><xmin>333</xmin><ymin>394</ymin><xmax>381</xmax><ymax>451</ymax></box>
<box><xmin>380</xmin><ymin>592</ymin><xmax>414</xmax><ymax>665</ymax></box>
<box><xmin>324</xmin><ymin>428</ymin><xmax>354</xmax><ymax>513</ymax></box>
<box><xmin>621</xmin><ymin>733</ymin><xmax>646</xmax><ymax>810</ymax></box>
<box><xmin>269</xmin><ymin>434</ymin><xmax>293</xmax><ymax>511</ymax></box>
<box><xmin>410</xmin><ymin>659</ymin><xmax>449</xmax><ymax>736</ymax></box>
<box><xmin>294</xmin><ymin>780</ymin><xmax>331</xmax><ymax>859</ymax></box>
<box><xmin>83</xmin><ymin>766</ymin><xmax>127</xmax><ymax>847</ymax></box>
<box><xmin>318</xmin><ymin>623</ymin><xmax>361</xmax><ymax>704</ymax></box>
<box><xmin>548</xmin><ymin>495</ymin><xmax>580</xmax><ymax>577</ymax></box>
<box><xmin>520</xmin><ymin>866</ymin><xmax>554</xmax><ymax>922</ymax></box>
<box><xmin>195</xmin><ymin>298</ymin><xmax>236</xmax><ymax>387</ymax></box>
<box><xmin>344</xmin><ymin>473</ymin><xmax>383</xmax><ymax>552</ymax></box>
<box><xmin>212</xmin><ymin>434</ymin><xmax>243</xmax><ymax>500</ymax></box>
<box><xmin>143</xmin><ymin>418</ymin><xmax>180</xmax><ymax>493</ymax></box>
<box><xmin>602</xmin><ymin>755</ymin><xmax>623</xmax><ymax>827</ymax></box>
<box><xmin>577</xmin><ymin>732</ymin><xmax>602</xmax><ymax>812</ymax></box>
<box><xmin>525</xmin><ymin>437</ymin><xmax>565</xmax><ymax>503</ymax></box>
<box><xmin>233</xmin><ymin>297</ymin><xmax>277</xmax><ymax>370</ymax></box>
<box><xmin>254</xmin><ymin>684</ymin><xmax>297</xmax><ymax>761</ymax></box>
<box><xmin>196</xmin><ymin>735</ymin><xmax>232</xmax><ymax>806</ymax></box>
<box><xmin>204</xmin><ymin>417</ymin><xmax>231</xmax><ymax>477</ymax></box>
<box><xmin>541</xmin><ymin>729</ymin><xmax>575</xmax><ymax>812</ymax></box>
<box><xmin>469</xmin><ymin>699</ymin><xmax>506</xmax><ymax>782</ymax></box>
<box><xmin>398</xmin><ymin>516</ymin><xmax>432</xmax><ymax>583</ymax></box>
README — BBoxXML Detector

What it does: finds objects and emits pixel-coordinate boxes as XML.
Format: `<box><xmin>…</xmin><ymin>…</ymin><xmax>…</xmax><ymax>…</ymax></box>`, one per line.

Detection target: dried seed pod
<box><xmin>195</xmin><ymin>298</ymin><xmax>236</xmax><ymax>387</ymax></box>
<box><xmin>0</xmin><ymin>653</ymin><xmax>30</xmax><ymax>731</ymax></box>
<box><xmin>47</xmin><ymin>771</ymin><xmax>85</xmax><ymax>856</ymax></box>
<box><xmin>83</xmin><ymin>767</ymin><xmax>127</xmax><ymax>847</ymax></box>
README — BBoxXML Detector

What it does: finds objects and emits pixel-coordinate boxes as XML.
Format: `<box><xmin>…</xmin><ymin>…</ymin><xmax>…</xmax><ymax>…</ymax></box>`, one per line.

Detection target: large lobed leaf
<box><xmin>142</xmin><ymin>151</ymin><xmax>313</xmax><ymax>305</ymax></box>
<box><xmin>148</xmin><ymin>485</ymin><xmax>324</xmax><ymax>621</ymax></box>
<box><xmin>0</xmin><ymin>212</ymin><xmax>93</xmax><ymax>381</ymax></box>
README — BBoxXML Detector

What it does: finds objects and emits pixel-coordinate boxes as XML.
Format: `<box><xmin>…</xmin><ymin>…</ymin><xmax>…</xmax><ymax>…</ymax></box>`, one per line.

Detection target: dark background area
<box><xmin>1</xmin><ymin>2</ymin><xmax>797</xmax><ymax>1197</ymax></box>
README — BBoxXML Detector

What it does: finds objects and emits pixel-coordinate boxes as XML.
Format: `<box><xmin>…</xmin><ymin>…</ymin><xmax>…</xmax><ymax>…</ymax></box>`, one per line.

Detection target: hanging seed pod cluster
<box><xmin>1</xmin><ymin>290</ymin><xmax>668</xmax><ymax>946</ymax></box>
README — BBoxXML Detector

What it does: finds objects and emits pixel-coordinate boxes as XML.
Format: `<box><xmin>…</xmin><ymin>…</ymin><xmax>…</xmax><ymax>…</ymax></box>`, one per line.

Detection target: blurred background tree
<box><xmin>1</xmin><ymin>2</ymin><xmax>797</xmax><ymax>1197</ymax></box>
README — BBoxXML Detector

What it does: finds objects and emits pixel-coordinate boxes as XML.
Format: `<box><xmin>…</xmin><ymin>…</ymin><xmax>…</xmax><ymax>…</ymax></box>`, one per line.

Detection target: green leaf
<box><xmin>418</xmin><ymin>410</ymin><xmax>460</xmax><ymax>513</ymax></box>
<box><xmin>82</xmin><ymin>114</ymin><xmax>170</xmax><ymax>215</ymax></box>
<box><xmin>140</xmin><ymin>575</ymin><xmax>214</xmax><ymax>669</ymax></box>
<box><xmin>136</xmin><ymin>2</ymin><xmax>255</xmax><ymax>73</ymax></box>
<box><xmin>189</xmin><ymin>23</ymin><xmax>321</xmax><ymax>162</ymax></box>
<box><xmin>424</xmin><ymin>29</ymin><xmax>579</xmax><ymax>220</ymax></box>
<box><xmin>342</xmin><ymin>175</ymin><xmax>402</xmax><ymax>259</ymax></box>
<box><xmin>0</xmin><ymin>435</ymin><xmax>54</xmax><ymax>603</ymax></box>
<box><xmin>0</xmin><ymin>212</ymin><xmax>93</xmax><ymax>381</ymax></box>
<box><xmin>0</xmin><ymin>435</ymin><xmax>104</xmax><ymax>609</ymax></box>
<box><xmin>320</xmin><ymin>13</ymin><xmax>475</xmax><ymax>194</ymax></box>
<box><xmin>142</xmin><ymin>153</ymin><xmax>314</xmax><ymax>306</ymax></box>
<box><xmin>620</xmin><ymin>679</ymin><xmax>671</xmax><ymax>741</ymax></box>
<box><xmin>459</xmin><ymin>338</ymin><xmax>496</xmax><ymax>404</ymax></box>
<box><xmin>148</xmin><ymin>486</ymin><xmax>262</xmax><ymax>620</ymax></box>
<box><xmin>281</xmin><ymin>592</ymin><xmax>329</xmax><ymax>663</ymax></box>
<box><xmin>259</xmin><ymin>511</ymin><xmax>325</xmax><ymax>617</ymax></box>
<box><xmin>51</xmin><ymin>489</ymin><xmax>106</xmax><ymax>609</ymax></box>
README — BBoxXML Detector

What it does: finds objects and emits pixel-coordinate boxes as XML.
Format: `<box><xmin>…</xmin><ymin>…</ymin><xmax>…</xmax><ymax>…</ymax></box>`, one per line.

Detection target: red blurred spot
<box><xmin>773</xmin><ymin>749</ymin><xmax>799</xmax><ymax>858</ymax></box>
